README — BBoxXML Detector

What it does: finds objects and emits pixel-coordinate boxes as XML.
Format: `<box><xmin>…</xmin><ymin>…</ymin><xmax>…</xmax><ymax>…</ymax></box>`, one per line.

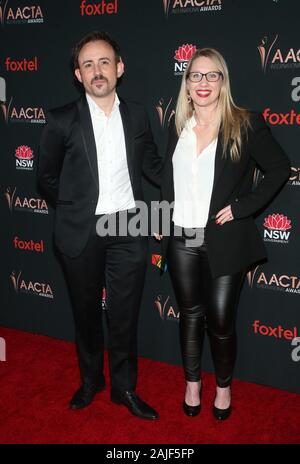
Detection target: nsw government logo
<box><xmin>15</xmin><ymin>145</ymin><xmax>34</xmax><ymax>171</ymax></box>
<box><xmin>174</xmin><ymin>44</ymin><xmax>197</xmax><ymax>76</ymax></box>
<box><xmin>263</xmin><ymin>213</ymin><xmax>292</xmax><ymax>244</ymax></box>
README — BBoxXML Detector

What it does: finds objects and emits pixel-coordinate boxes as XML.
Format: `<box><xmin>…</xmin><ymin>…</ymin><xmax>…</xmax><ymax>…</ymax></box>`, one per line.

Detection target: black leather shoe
<box><xmin>111</xmin><ymin>390</ymin><xmax>159</xmax><ymax>420</ymax></box>
<box><xmin>70</xmin><ymin>383</ymin><xmax>105</xmax><ymax>410</ymax></box>
<box><xmin>183</xmin><ymin>401</ymin><xmax>201</xmax><ymax>417</ymax></box>
<box><xmin>212</xmin><ymin>404</ymin><xmax>232</xmax><ymax>420</ymax></box>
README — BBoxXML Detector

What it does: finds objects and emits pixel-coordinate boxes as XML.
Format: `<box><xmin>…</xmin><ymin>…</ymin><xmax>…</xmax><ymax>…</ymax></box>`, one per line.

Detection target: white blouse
<box><xmin>172</xmin><ymin>115</ymin><xmax>217</xmax><ymax>228</ymax></box>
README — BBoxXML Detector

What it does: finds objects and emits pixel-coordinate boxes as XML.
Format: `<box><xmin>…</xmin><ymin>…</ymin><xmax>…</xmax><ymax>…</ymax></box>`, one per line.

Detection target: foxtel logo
<box><xmin>80</xmin><ymin>0</ymin><xmax>118</xmax><ymax>16</ymax></box>
<box><xmin>253</xmin><ymin>320</ymin><xmax>298</xmax><ymax>341</ymax></box>
<box><xmin>13</xmin><ymin>237</ymin><xmax>44</xmax><ymax>252</ymax></box>
<box><xmin>263</xmin><ymin>108</ymin><xmax>300</xmax><ymax>126</ymax></box>
<box><xmin>5</xmin><ymin>57</ymin><xmax>38</xmax><ymax>72</ymax></box>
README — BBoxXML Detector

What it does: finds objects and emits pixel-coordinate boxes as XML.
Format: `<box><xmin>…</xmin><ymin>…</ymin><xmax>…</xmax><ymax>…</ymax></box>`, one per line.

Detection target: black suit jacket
<box><xmin>161</xmin><ymin>112</ymin><xmax>290</xmax><ymax>277</ymax></box>
<box><xmin>37</xmin><ymin>95</ymin><xmax>161</xmax><ymax>257</ymax></box>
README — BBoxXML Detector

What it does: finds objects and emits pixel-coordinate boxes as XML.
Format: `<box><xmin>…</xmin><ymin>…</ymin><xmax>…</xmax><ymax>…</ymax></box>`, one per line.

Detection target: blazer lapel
<box><xmin>119</xmin><ymin>98</ymin><xmax>134</xmax><ymax>187</ymax></box>
<box><xmin>76</xmin><ymin>96</ymin><xmax>99</xmax><ymax>190</ymax></box>
<box><xmin>208</xmin><ymin>133</ymin><xmax>229</xmax><ymax>217</ymax></box>
<box><xmin>212</xmin><ymin>134</ymin><xmax>226</xmax><ymax>190</ymax></box>
<box><xmin>162</xmin><ymin>119</ymin><xmax>178</xmax><ymax>202</ymax></box>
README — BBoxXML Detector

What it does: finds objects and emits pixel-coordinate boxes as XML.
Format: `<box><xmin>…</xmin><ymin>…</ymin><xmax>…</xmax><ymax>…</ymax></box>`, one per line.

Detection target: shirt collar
<box><xmin>86</xmin><ymin>93</ymin><xmax>120</xmax><ymax>117</ymax></box>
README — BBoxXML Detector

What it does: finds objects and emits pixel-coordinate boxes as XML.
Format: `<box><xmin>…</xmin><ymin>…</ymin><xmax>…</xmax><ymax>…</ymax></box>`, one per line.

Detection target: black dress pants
<box><xmin>168</xmin><ymin>231</ymin><xmax>244</xmax><ymax>387</ymax></box>
<box><xmin>59</xmin><ymin>213</ymin><xmax>148</xmax><ymax>392</ymax></box>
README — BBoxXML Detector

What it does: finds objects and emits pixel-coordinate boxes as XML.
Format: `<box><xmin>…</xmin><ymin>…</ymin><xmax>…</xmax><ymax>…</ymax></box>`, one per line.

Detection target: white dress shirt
<box><xmin>86</xmin><ymin>93</ymin><xmax>136</xmax><ymax>215</ymax></box>
<box><xmin>172</xmin><ymin>115</ymin><xmax>217</xmax><ymax>228</ymax></box>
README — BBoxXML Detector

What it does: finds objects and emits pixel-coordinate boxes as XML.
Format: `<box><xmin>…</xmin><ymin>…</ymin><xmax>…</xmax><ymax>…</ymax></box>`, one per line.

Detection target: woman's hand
<box><xmin>153</xmin><ymin>233</ymin><xmax>163</xmax><ymax>241</ymax></box>
<box><xmin>215</xmin><ymin>205</ymin><xmax>234</xmax><ymax>225</ymax></box>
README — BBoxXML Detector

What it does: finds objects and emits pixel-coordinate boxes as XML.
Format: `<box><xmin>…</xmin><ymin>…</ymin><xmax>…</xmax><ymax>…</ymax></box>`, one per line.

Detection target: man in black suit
<box><xmin>37</xmin><ymin>31</ymin><xmax>161</xmax><ymax>420</ymax></box>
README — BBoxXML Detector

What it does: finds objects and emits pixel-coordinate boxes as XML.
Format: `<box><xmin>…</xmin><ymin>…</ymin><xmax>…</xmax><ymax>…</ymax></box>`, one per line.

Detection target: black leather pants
<box><xmin>168</xmin><ymin>231</ymin><xmax>244</xmax><ymax>387</ymax></box>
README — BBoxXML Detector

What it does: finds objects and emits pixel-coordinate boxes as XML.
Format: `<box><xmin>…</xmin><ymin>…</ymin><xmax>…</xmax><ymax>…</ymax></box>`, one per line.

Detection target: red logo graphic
<box><xmin>5</xmin><ymin>57</ymin><xmax>38</xmax><ymax>72</ymax></box>
<box><xmin>15</xmin><ymin>145</ymin><xmax>33</xmax><ymax>160</ymax></box>
<box><xmin>263</xmin><ymin>108</ymin><xmax>300</xmax><ymax>125</ymax></box>
<box><xmin>15</xmin><ymin>145</ymin><xmax>34</xmax><ymax>170</ymax></box>
<box><xmin>13</xmin><ymin>237</ymin><xmax>44</xmax><ymax>253</ymax></box>
<box><xmin>152</xmin><ymin>254</ymin><xmax>162</xmax><ymax>269</ymax></box>
<box><xmin>264</xmin><ymin>214</ymin><xmax>292</xmax><ymax>230</ymax></box>
<box><xmin>253</xmin><ymin>320</ymin><xmax>298</xmax><ymax>341</ymax></box>
<box><xmin>80</xmin><ymin>0</ymin><xmax>118</xmax><ymax>16</ymax></box>
<box><xmin>174</xmin><ymin>44</ymin><xmax>197</xmax><ymax>62</ymax></box>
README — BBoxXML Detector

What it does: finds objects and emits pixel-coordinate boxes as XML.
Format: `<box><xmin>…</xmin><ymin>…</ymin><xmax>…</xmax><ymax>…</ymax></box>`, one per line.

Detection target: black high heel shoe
<box><xmin>183</xmin><ymin>381</ymin><xmax>201</xmax><ymax>417</ymax></box>
<box><xmin>212</xmin><ymin>390</ymin><xmax>231</xmax><ymax>420</ymax></box>
<box><xmin>212</xmin><ymin>404</ymin><xmax>231</xmax><ymax>420</ymax></box>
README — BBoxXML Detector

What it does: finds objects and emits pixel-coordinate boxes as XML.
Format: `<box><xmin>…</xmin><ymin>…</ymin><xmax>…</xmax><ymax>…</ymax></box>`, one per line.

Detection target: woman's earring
<box><xmin>187</xmin><ymin>94</ymin><xmax>191</xmax><ymax>103</ymax></box>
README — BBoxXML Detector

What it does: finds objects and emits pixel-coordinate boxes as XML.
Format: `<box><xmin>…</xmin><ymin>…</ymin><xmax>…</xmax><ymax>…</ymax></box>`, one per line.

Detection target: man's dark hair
<box><xmin>72</xmin><ymin>31</ymin><xmax>121</xmax><ymax>70</ymax></box>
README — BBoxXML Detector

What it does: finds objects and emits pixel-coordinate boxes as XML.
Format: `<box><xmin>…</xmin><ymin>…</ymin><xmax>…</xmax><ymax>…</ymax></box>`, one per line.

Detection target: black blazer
<box><xmin>161</xmin><ymin>112</ymin><xmax>290</xmax><ymax>277</ymax></box>
<box><xmin>37</xmin><ymin>95</ymin><xmax>161</xmax><ymax>257</ymax></box>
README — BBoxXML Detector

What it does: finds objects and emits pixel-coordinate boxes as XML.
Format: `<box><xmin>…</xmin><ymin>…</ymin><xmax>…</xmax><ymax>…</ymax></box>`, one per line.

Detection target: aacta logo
<box><xmin>9</xmin><ymin>105</ymin><xmax>45</xmax><ymax>124</ymax></box>
<box><xmin>0</xmin><ymin>0</ymin><xmax>44</xmax><ymax>25</ymax></box>
<box><xmin>13</xmin><ymin>237</ymin><xmax>45</xmax><ymax>253</ymax></box>
<box><xmin>15</xmin><ymin>145</ymin><xmax>34</xmax><ymax>171</ymax></box>
<box><xmin>263</xmin><ymin>213</ymin><xmax>292</xmax><ymax>244</ymax></box>
<box><xmin>250</xmin><ymin>270</ymin><xmax>300</xmax><ymax>294</ymax></box>
<box><xmin>263</xmin><ymin>108</ymin><xmax>300</xmax><ymax>126</ymax></box>
<box><xmin>174</xmin><ymin>44</ymin><xmax>197</xmax><ymax>76</ymax></box>
<box><xmin>163</xmin><ymin>0</ymin><xmax>222</xmax><ymax>17</ymax></box>
<box><xmin>80</xmin><ymin>0</ymin><xmax>118</xmax><ymax>16</ymax></box>
<box><xmin>10</xmin><ymin>270</ymin><xmax>53</xmax><ymax>299</ymax></box>
<box><xmin>258</xmin><ymin>35</ymin><xmax>300</xmax><ymax>72</ymax></box>
<box><xmin>154</xmin><ymin>295</ymin><xmax>179</xmax><ymax>321</ymax></box>
<box><xmin>288</xmin><ymin>166</ymin><xmax>300</xmax><ymax>186</ymax></box>
<box><xmin>253</xmin><ymin>320</ymin><xmax>298</xmax><ymax>342</ymax></box>
<box><xmin>5</xmin><ymin>187</ymin><xmax>48</xmax><ymax>214</ymax></box>
<box><xmin>155</xmin><ymin>98</ymin><xmax>175</xmax><ymax>128</ymax></box>
<box><xmin>5</xmin><ymin>57</ymin><xmax>38</xmax><ymax>72</ymax></box>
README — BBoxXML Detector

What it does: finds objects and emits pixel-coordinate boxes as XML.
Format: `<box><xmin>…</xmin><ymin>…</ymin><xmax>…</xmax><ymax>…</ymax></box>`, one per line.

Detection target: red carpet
<box><xmin>0</xmin><ymin>327</ymin><xmax>299</xmax><ymax>444</ymax></box>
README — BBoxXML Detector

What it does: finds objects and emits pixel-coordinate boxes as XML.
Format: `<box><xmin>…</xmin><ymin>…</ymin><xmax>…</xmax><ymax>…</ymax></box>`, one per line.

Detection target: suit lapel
<box><xmin>119</xmin><ymin>98</ymin><xmax>134</xmax><ymax>186</ymax></box>
<box><xmin>76</xmin><ymin>96</ymin><xmax>99</xmax><ymax>190</ymax></box>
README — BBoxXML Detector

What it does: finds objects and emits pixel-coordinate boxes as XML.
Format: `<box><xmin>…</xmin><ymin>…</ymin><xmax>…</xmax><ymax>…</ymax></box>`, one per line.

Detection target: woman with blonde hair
<box><xmin>158</xmin><ymin>48</ymin><xmax>290</xmax><ymax>420</ymax></box>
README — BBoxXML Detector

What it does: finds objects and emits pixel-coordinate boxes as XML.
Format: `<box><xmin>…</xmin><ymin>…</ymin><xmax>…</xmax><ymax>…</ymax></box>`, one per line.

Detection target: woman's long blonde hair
<box><xmin>175</xmin><ymin>48</ymin><xmax>251</xmax><ymax>161</ymax></box>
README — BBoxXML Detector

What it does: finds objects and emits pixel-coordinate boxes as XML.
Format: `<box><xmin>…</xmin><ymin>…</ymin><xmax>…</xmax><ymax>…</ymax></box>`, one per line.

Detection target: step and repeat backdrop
<box><xmin>1</xmin><ymin>0</ymin><xmax>299</xmax><ymax>393</ymax></box>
